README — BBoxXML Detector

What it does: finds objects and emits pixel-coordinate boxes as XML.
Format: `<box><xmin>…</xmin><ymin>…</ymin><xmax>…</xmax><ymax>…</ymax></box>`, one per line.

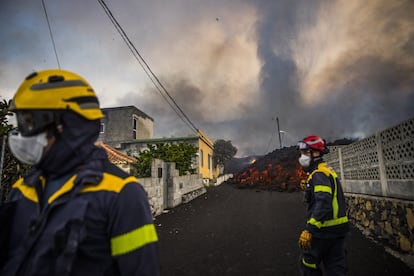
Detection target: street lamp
<box><xmin>279</xmin><ymin>130</ymin><xmax>285</xmax><ymax>148</ymax></box>
<box><xmin>279</xmin><ymin>130</ymin><xmax>297</xmax><ymax>147</ymax></box>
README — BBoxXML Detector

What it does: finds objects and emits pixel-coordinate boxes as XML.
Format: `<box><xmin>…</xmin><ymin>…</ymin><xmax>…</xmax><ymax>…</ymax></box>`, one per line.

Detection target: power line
<box><xmin>265</xmin><ymin>117</ymin><xmax>278</xmax><ymax>153</ymax></box>
<box><xmin>97</xmin><ymin>0</ymin><xmax>198</xmax><ymax>133</ymax></box>
<box><xmin>42</xmin><ymin>0</ymin><xmax>60</xmax><ymax>69</ymax></box>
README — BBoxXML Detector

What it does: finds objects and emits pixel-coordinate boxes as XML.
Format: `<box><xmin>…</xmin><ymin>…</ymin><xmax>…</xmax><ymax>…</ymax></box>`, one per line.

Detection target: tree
<box><xmin>213</xmin><ymin>139</ymin><xmax>237</xmax><ymax>167</ymax></box>
<box><xmin>0</xmin><ymin>100</ymin><xmax>30</xmax><ymax>201</ymax></box>
<box><xmin>133</xmin><ymin>142</ymin><xmax>198</xmax><ymax>177</ymax></box>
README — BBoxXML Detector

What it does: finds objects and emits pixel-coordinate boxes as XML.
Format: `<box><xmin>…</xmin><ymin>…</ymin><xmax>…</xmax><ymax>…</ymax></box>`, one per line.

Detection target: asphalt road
<box><xmin>155</xmin><ymin>184</ymin><xmax>413</xmax><ymax>276</ymax></box>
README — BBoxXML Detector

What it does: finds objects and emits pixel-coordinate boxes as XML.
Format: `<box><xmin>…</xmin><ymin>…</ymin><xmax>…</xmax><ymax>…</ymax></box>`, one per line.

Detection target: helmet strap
<box><xmin>309</xmin><ymin>150</ymin><xmax>323</xmax><ymax>166</ymax></box>
<box><xmin>45</xmin><ymin>114</ymin><xmax>63</xmax><ymax>139</ymax></box>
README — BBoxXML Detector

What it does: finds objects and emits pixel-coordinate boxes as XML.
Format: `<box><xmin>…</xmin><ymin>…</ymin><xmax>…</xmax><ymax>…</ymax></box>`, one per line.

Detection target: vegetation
<box><xmin>213</xmin><ymin>139</ymin><xmax>237</xmax><ymax>167</ymax></box>
<box><xmin>133</xmin><ymin>142</ymin><xmax>198</xmax><ymax>177</ymax></box>
<box><xmin>0</xmin><ymin>100</ymin><xmax>30</xmax><ymax>201</ymax></box>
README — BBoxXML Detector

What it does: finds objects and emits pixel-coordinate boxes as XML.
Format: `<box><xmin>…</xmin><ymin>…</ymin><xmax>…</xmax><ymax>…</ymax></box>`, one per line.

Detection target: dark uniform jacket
<box><xmin>304</xmin><ymin>160</ymin><xmax>349</xmax><ymax>239</ymax></box>
<box><xmin>0</xmin><ymin>159</ymin><xmax>160</xmax><ymax>275</ymax></box>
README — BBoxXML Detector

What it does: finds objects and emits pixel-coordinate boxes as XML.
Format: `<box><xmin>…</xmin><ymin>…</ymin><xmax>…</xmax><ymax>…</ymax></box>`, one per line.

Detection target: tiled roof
<box><xmin>95</xmin><ymin>141</ymin><xmax>137</xmax><ymax>164</ymax></box>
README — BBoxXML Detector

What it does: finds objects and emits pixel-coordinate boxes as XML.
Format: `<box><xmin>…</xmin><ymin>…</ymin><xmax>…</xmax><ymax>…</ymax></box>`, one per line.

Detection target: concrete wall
<box><xmin>100</xmin><ymin>106</ymin><xmax>154</xmax><ymax>147</ymax></box>
<box><xmin>325</xmin><ymin>117</ymin><xmax>414</xmax><ymax>200</ymax></box>
<box><xmin>324</xmin><ymin>117</ymin><xmax>414</xmax><ymax>255</ymax></box>
<box><xmin>139</xmin><ymin>159</ymin><xmax>206</xmax><ymax>217</ymax></box>
<box><xmin>215</xmin><ymin>174</ymin><xmax>233</xmax><ymax>186</ymax></box>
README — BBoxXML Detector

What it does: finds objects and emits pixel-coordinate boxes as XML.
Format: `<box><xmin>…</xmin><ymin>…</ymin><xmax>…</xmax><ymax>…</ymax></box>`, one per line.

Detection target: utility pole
<box><xmin>0</xmin><ymin>135</ymin><xmax>6</xmax><ymax>203</ymax></box>
<box><xmin>276</xmin><ymin>117</ymin><xmax>282</xmax><ymax>149</ymax></box>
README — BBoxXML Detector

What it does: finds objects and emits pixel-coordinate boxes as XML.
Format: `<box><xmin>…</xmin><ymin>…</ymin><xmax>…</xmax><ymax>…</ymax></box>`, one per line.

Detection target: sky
<box><xmin>1</xmin><ymin>0</ymin><xmax>414</xmax><ymax>157</ymax></box>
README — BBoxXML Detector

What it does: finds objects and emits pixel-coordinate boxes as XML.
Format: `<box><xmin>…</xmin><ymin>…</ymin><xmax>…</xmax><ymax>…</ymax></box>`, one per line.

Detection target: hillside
<box><xmin>226</xmin><ymin>146</ymin><xmax>306</xmax><ymax>191</ymax></box>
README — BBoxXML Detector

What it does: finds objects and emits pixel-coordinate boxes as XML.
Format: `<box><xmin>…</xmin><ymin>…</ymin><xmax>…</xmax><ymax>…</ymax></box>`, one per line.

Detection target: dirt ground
<box><xmin>155</xmin><ymin>184</ymin><xmax>413</xmax><ymax>276</ymax></box>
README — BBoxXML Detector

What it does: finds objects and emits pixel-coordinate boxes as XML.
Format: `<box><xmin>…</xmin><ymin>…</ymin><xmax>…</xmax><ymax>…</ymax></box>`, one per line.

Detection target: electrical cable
<box><xmin>98</xmin><ymin>0</ymin><xmax>198</xmax><ymax>133</ymax></box>
<box><xmin>265</xmin><ymin>117</ymin><xmax>278</xmax><ymax>153</ymax></box>
<box><xmin>42</xmin><ymin>0</ymin><xmax>61</xmax><ymax>69</ymax></box>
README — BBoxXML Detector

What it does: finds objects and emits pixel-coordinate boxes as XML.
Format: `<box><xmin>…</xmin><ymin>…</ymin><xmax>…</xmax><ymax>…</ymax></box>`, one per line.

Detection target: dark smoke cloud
<box><xmin>2</xmin><ymin>0</ymin><xmax>413</xmax><ymax>156</ymax></box>
<box><xmin>115</xmin><ymin>0</ymin><xmax>414</xmax><ymax>156</ymax></box>
<box><xmin>240</xmin><ymin>0</ymin><xmax>414</xmax><ymax>153</ymax></box>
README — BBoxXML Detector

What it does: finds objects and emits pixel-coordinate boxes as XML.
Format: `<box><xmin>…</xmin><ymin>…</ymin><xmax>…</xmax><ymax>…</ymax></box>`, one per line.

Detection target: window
<box><xmin>208</xmin><ymin>154</ymin><xmax>212</xmax><ymax>170</ymax></box>
<box><xmin>200</xmin><ymin>149</ymin><xmax>204</xmax><ymax>167</ymax></box>
<box><xmin>132</xmin><ymin>117</ymin><xmax>137</xmax><ymax>139</ymax></box>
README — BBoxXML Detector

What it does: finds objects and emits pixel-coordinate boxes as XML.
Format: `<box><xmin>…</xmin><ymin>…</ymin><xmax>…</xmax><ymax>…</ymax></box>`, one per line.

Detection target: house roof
<box><xmin>101</xmin><ymin>105</ymin><xmax>154</xmax><ymax>121</ymax></box>
<box><xmin>95</xmin><ymin>141</ymin><xmax>137</xmax><ymax>164</ymax></box>
<box><xmin>121</xmin><ymin>135</ymin><xmax>199</xmax><ymax>145</ymax></box>
<box><xmin>118</xmin><ymin>130</ymin><xmax>214</xmax><ymax>150</ymax></box>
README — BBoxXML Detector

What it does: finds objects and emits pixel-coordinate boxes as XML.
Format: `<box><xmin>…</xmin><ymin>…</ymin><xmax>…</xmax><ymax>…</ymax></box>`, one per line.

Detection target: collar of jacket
<box><xmin>13</xmin><ymin>174</ymin><xmax>76</xmax><ymax>205</ymax></box>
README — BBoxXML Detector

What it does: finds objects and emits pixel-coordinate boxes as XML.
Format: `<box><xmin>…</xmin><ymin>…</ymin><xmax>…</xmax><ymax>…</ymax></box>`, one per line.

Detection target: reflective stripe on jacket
<box><xmin>304</xmin><ymin>161</ymin><xmax>349</xmax><ymax>238</ymax></box>
<box><xmin>0</xmin><ymin>160</ymin><xmax>160</xmax><ymax>276</ymax></box>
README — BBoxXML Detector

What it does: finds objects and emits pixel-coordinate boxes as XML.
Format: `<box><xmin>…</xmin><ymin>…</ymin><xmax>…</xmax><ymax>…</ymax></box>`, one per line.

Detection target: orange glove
<box><xmin>298</xmin><ymin>230</ymin><xmax>312</xmax><ymax>250</ymax></box>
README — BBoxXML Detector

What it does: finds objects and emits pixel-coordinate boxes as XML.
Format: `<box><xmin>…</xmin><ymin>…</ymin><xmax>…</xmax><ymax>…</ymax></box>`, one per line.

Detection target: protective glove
<box><xmin>298</xmin><ymin>230</ymin><xmax>312</xmax><ymax>250</ymax></box>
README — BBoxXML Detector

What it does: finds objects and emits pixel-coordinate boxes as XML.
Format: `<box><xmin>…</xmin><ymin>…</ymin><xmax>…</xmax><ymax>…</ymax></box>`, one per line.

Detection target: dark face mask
<box><xmin>36</xmin><ymin>112</ymin><xmax>101</xmax><ymax>177</ymax></box>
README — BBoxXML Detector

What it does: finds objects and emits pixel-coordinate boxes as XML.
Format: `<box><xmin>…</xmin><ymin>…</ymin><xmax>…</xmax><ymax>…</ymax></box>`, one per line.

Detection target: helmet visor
<box><xmin>297</xmin><ymin>141</ymin><xmax>309</xmax><ymax>151</ymax></box>
<box><xmin>15</xmin><ymin>110</ymin><xmax>56</xmax><ymax>137</ymax></box>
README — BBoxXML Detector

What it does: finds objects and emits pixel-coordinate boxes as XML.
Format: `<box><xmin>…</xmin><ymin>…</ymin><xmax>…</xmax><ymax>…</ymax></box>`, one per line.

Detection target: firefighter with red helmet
<box><xmin>0</xmin><ymin>69</ymin><xmax>160</xmax><ymax>275</ymax></box>
<box><xmin>297</xmin><ymin>135</ymin><xmax>349</xmax><ymax>276</ymax></box>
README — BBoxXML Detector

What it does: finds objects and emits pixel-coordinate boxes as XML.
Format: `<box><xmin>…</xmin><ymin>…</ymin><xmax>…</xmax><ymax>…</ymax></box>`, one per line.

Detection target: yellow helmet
<box><xmin>10</xmin><ymin>69</ymin><xmax>103</xmax><ymax>120</ymax></box>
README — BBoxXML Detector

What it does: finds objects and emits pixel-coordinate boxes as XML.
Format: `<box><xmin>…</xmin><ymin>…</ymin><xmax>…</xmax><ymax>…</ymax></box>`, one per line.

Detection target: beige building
<box><xmin>99</xmin><ymin>105</ymin><xmax>217</xmax><ymax>180</ymax></box>
<box><xmin>99</xmin><ymin>106</ymin><xmax>154</xmax><ymax>148</ymax></box>
<box><xmin>119</xmin><ymin>130</ymin><xmax>218</xmax><ymax>180</ymax></box>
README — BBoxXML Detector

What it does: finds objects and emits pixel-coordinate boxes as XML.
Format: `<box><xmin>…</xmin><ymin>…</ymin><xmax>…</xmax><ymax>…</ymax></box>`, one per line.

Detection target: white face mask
<box><xmin>8</xmin><ymin>130</ymin><xmax>48</xmax><ymax>165</ymax></box>
<box><xmin>299</xmin><ymin>154</ymin><xmax>311</xmax><ymax>167</ymax></box>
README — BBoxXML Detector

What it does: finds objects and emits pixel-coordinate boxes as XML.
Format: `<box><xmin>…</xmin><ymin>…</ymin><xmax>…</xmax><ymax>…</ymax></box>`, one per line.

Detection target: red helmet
<box><xmin>298</xmin><ymin>135</ymin><xmax>329</xmax><ymax>154</ymax></box>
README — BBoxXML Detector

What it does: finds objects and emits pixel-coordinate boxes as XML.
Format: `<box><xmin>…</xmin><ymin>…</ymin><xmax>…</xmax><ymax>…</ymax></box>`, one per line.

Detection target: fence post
<box><xmin>376</xmin><ymin>133</ymin><xmax>388</xmax><ymax>196</ymax></box>
<box><xmin>337</xmin><ymin>147</ymin><xmax>347</xmax><ymax>190</ymax></box>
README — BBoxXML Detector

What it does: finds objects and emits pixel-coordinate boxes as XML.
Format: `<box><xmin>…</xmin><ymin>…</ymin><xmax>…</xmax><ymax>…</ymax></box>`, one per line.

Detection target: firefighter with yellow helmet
<box><xmin>0</xmin><ymin>69</ymin><xmax>160</xmax><ymax>275</ymax></box>
<box><xmin>297</xmin><ymin>135</ymin><xmax>349</xmax><ymax>276</ymax></box>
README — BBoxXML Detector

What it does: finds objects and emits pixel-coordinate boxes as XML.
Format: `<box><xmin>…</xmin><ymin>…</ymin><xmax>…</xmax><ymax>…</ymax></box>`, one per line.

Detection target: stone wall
<box><xmin>139</xmin><ymin>159</ymin><xmax>206</xmax><ymax>217</ymax></box>
<box><xmin>139</xmin><ymin>176</ymin><xmax>164</xmax><ymax>217</ymax></box>
<box><xmin>166</xmin><ymin>162</ymin><xmax>206</xmax><ymax>207</ymax></box>
<box><xmin>346</xmin><ymin>193</ymin><xmax>414</xmax><ymax>254</ymax></box>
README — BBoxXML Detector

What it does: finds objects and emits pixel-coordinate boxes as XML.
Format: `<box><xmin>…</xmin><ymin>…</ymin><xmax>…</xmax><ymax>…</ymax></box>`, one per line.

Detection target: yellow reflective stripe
<box><xmin>302</xmin><ymin>258</ymin><xmax>317</xmax><ymax>269</ymax></box>
<box><xmin>307</xmin><ymin>216</ymin><xmax>349</xmax><ymax>229</ymax></box>
<box><xmin>111</xmin><ymin>224</ymin><xmax>158</xmax><ymax>256</ymax></box>
<box><xmin>12</xmin><ymin>179</ymin><xmax>38</xmax><ymax>203</ymax></box>
<box><xmin>81</xmin><ymin>174</ymin><xmax>138</xmax><ymax>193</ymax></box>
<box><xmin>48</xmin><ymin>175</ymin><xmax>77</xmax><ymax>204</ymax></box>
<box><xmin>310</xmin><ymin>162</ymin><xmax>342</xmax><ymax>220</ymax></box>
<box><xmin>332</xmin><ymin>177</ymin><xmax>339</xmax><ymax>219</ymax></box>
<box><xmin>40</xmin><ymin>176</ymin><xmax>46</xmax><ymax>189</ymax></box>
<box><xmin>317</xmin><ymin>162</ymin><xmax>337</xmax><ymax>178</ymax></box>
<box><xmin>314</xmin><ymin>185</ymin><xmax>332</xmax><ymax>194</ymax></box>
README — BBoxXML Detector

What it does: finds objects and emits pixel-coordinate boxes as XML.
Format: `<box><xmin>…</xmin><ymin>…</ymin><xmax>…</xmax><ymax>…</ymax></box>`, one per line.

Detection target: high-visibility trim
<box><xmin>81</xmin><ymin>174</ymin><xmax>138</xmax><ymax>193</ymax></box>
<box><xmin>12</xmin><ymin>173</ymin><xmax>139</xmax><ymax>204</ymax></box>
<box><xmin>314</xmin><ymin>185</ymin><xmax>332</xmax><ymax>194</ymax></box>
<box><xmin>13</xmin><ymin>179</ymin><xmax>38</xmax><ymax>203</ymax></box>
<box><xmin>40</xmin><ymin>176</ymin><xmax>46</xmax><ymax>189</ymax></box>
<box><xmin>308</xmin><ymin>162</ymin><xmax>346</xmax><ymax>223</ymax></box>
<box><xmin>111</xmin><ymin>224</ymin><xmax>158</xmax><ymax>256</ymax></box>
<box><xmin>307</xmin><ymin>216</ymin><xmax>349</xmax><ymax>229</ymax></box>
<box><xmin>302</xmin><ymin>258</ymin><xmax>317</xmax><ymax>269</ymax></box>
<box><xmin>48</xmin><ymin>175</ymin><xmax>77</xmax><ymax>204</ymax></box>
<box><xmin>308</xmin><ymin>162</ymin><xmax>337</xmax><ymax>180</ymax></box>
<box><xmin>332</xmin><ymin>177</ymin><xmax>339</xmax><ymax>219</ymax></box>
